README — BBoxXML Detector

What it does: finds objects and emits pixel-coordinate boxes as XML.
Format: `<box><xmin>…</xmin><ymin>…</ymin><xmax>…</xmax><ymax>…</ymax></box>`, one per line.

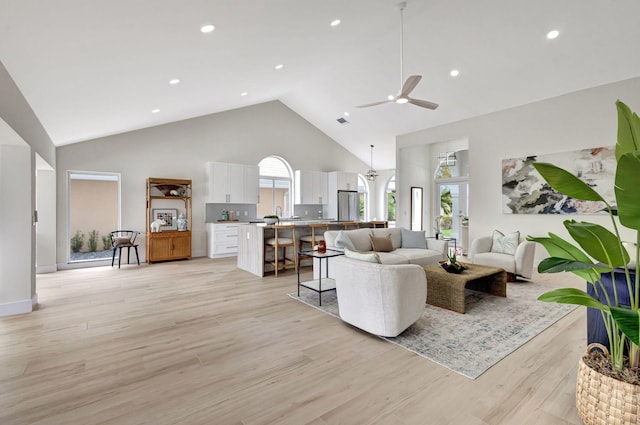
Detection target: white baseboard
<box><xmin>0</xmin><ymin>298</ymin><xmax>33</xmax><ymax>317</ymax></box>
<box><xmin>36</xmin><ymin>264</ymin><xmax>57</xmax><ymax>274</ymax></box>
<box><xmin>57</xmin><ymin>259</ymin><xmax>112</xmax><ymax>270</ymax></box>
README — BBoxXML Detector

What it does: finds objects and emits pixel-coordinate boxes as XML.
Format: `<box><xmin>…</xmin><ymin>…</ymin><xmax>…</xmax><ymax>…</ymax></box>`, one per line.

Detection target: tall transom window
<box><xmin>257</xmin><ymin>156</ymin><xmax>293</xmax><ymax>217</ymax></box>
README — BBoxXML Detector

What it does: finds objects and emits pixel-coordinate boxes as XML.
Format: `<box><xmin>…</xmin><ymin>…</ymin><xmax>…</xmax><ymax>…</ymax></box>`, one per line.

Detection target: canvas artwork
<box><xmin>502</xmin><ymin>146</ymin><xmax>616</xmax><ymax>214</ymax></box>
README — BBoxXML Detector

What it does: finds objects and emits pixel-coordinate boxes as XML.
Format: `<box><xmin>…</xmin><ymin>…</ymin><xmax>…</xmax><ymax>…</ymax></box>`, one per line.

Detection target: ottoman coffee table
<box><xmin>423</xmin><ymin>263</ymin><xmax>507</xmax><ymax>313</ymax></box>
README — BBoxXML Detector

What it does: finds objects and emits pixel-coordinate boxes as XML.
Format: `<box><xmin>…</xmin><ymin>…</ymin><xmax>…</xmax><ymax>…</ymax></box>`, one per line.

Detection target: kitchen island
<box><xmin>237</xmin><ymin>220</ymin><xmax>386</xmax><ymax>277</ymax></box>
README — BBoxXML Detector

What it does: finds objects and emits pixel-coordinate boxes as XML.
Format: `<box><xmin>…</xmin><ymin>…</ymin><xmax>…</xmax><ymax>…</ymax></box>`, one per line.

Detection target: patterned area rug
<box><xmin>289</xmin><ymin>281</ymin><xmax>577</xmax><ymax>379</ymax></box>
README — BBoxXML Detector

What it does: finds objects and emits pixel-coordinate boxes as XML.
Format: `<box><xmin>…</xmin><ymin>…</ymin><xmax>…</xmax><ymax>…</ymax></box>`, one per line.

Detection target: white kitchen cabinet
<box><xmin>294</xmin><ymin>170</ymin><xmax>328</xmax><ymax>204</ymax></box>
<box><xmin>206</xmin><ymin>161</ymin><xmax>259</xmax><ymax>204</ymax></box>
<box><xmin>333</xmin><ymin>171</ymin><xmax>358</xmax><ymax>191</ymax></box>
<box><xmin>207</xmin><ymin>222</ymin><xmax>240</xmax><ymax>258</ymax></box>
<box><xmin>327</xmin><ymin>171</ymin><xmax>359</xmax><ymax>219</ymax></box>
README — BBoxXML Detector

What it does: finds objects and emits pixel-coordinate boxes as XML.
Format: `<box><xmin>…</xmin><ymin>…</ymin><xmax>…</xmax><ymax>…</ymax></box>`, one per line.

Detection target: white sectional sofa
<box><xmin>323</xmin><ymin>227</ymin><xmax>448</xmax><ymax>266</ymax></box>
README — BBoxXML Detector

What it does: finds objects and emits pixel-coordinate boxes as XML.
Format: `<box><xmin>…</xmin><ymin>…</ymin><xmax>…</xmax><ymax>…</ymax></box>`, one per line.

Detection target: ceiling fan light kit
<box><xmin>357</xmin><ymin>1</ymin><xmax>439</xmax><ymax>110</ymax></box>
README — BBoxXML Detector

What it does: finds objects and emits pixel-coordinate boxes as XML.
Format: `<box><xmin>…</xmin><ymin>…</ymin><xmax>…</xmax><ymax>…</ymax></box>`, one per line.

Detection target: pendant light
<box><xmin>365</xmin><ymin>144</ymin><xmax>378</xmax><ymax>181</ymax></box>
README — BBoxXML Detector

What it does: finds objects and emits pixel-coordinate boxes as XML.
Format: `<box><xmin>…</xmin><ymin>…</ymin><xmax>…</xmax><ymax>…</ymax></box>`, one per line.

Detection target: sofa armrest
<box><xmin>425</xmin><ymin>238</ymin><xmax>449</xmax><ymax>260</ymax></box>
<box><xmin>469</xmin><ymin>236</ymin><xmax>493</xmax><ymax>261</ymax></box>
<box><xmin>515</xmin><ymin>241</ymin><xmax>536</xmax><ymax>279</ymax></box>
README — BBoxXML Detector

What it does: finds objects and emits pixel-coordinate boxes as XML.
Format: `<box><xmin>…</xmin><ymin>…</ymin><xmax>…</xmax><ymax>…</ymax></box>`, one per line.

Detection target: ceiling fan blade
<box><xmin>399</xmin><ymin>75</ymin><xmax>422</xmax><ymax>97</ymax></box>
<box><xmin>408</xmin><ymin>97</ymin><xmax>439</xmax><ymax>110</ymax></box>
<box><xmin>356</xmin><ymin>99</ymin><xmax>394</xmax><ymax>108</ymax></box>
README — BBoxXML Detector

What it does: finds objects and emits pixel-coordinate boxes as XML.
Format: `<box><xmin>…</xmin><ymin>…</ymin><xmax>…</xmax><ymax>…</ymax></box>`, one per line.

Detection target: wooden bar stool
<box><xmin>370</xmin><ymin>221</ymin><xmax>388</xmax><ymax>228</ymax></box>
<box><xmin>342</xmin><ymin>221</ymin><xmax>359</xmax><ymax>230</ymax></box>
<box><xmin>264</xmin><ymin>225</ymin><xmax>297</xmax><ymax>277</ymax></box>
<box><xmin>299</xmin><ymin>223</ymin><xmax>329</xmax><ymax>251</ymax></box>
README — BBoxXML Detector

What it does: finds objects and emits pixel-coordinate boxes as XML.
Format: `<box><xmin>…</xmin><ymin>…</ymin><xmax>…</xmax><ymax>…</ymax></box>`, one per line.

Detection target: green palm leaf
<box><xmin>565</xmin><ymin>220</ymin><xmax>629</xmax><ymax>267</ymax></box>
<box><xmin>610</xmin><ymin>306</ymin><xmax>640</xmax><ymax>346</ymax></box>
<box><xmin>532</xmin><ymin>162</ymin><xmax>605</xmax><ymax>202</ymax></box>
<box><xmin>526</xmin><ymin>233</ymin><xmax>601</xmax><ymax>282</ymax></box>
<box><xmin>538</xmin><ymin>288</ymin><xmax>607</xmax><ymax>310</ymax></box>
<box><xmin>616</xmin><ymin>100</ymin><xmax>640</xmax><ymax>160</ymax></box>
<box><xmin>615</xmin><ymin>152</ymin><xmax>640</xmax><ymax>230</ymax></box>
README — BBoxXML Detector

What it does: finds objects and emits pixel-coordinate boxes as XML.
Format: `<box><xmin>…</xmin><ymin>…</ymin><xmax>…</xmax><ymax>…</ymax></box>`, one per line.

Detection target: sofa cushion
<box><xmin>344</xmin><ymin>248</ymin><xmax>380</xmax><ymax>263</ymax></box>
<box><xmin>376</xmin><ymin>252</ymin><xmax>410</xmax><ymax>265</ymax></box>
<box><xmin>491</xmin><ymin>230</ymin><xmax>520</xmax><ymax>255</ymax></box>
<box><xmin>400</xmin><ymin>228</ymin><xmax>427</xmax><ymax>249</ymax></box>
<box><xmin>473</xmin><ymin>252</ymin><xmax>516</xmax><ymax>273</ymax></box>
<box><xmin>372</xmin><ymin>228</ymin><xmax>402</xmax><ymax>250</ymax></box>
<box><xmin>334</xmin><ymin>230</ymin><xmax>356</xmax><ymax>250</ymax></box>
<box><xmin>394</xmin><ymin>248</ymin><xmax>442</xmax><ymax>266</ymax></box>
<box><xmin>370</xmin><ymin>235</ymin><xmax>393</xmax><ymax>252</ymax></box>
<box><xmin>345</xmin><ymin>228</ymin><xmax>373</xmax><ymax>251</ymax></box>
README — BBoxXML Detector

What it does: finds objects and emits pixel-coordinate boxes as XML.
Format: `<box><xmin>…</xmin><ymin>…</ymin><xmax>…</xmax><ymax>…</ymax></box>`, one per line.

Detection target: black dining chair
<box><xmin>110</xmin><ymin>230</ymin><xmax>140</xmax><ymax>268</ymax></box>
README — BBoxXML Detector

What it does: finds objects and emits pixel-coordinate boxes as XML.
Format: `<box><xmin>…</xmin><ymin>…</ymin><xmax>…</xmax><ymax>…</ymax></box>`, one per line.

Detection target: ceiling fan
<box><xmin>356</xmin><ymin>2</ymin><xmax>439</xmax><ymax>110</ymax></box>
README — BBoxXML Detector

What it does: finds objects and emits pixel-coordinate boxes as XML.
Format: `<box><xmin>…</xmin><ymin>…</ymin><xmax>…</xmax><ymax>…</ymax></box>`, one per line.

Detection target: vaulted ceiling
<box><xmin>2</xmin><ymin>0</ymin><xmax>640</xmax><ymax>169</ymax></box>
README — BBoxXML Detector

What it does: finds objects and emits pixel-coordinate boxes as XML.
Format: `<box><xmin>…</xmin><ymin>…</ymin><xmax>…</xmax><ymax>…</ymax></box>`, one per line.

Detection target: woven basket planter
<box><xmin>576</xmin><ymin>344</ymin><xmax>640</xmax><ymax>425</ymax></box>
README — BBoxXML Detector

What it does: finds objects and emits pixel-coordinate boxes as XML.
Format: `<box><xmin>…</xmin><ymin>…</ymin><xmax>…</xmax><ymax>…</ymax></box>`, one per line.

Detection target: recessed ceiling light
<box><xmin>330</xmin><ymin>19</ymin><xmax>341</xmax><ymax>27</ymax></box>
<box><xmin>275</xmin><ymin>64</ymin><xmax>284</xmax><ymax>70</ymax></box>
<box><xmin>151</xmin><ymin>109</ymin><xmax>160</xmax><ymax>114</ymax></box>
<box><xmin>547</xmin><ymin>30</ymin><xmax>559</xmax><ymax>39</ymax></box>
<box><xmin>450</xmin><ymin>69</ymin><xmax>459</xmax><ymax>77</ymax></box>
<box><xmin>169</xmin><ymin>79</ymin><xmax>180</xmax><ymax>85</ymax></box>
<box><xmin>344</xmin><ymin>112</ymin><xmax>350</xmax><ymax>117</ymax></box>
<box><xmin>201</xmin><ymin>24</ymin><xmax>215</xmax><ymax>33</ymax></box>
<box><xmin>387</xmin><ymin>95</ymin><xmax>395</xmax><ymax>100</ymax></box>
<box><xmin>241</xmin><ymin>92</ymin><xmax>248</xmax><ymax>96</ymax></box>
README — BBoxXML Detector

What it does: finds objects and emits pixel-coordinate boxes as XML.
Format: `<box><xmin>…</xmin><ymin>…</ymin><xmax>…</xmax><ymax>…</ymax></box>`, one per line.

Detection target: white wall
<box><xmin>36</xmin><ymin>156</ymin><xmax>56</xmax><ymax>273</ymax></box>
<box><xmin>56</xmin><ymin>100</ymin><xmax>368</xmax><ymax>264</ymax></box>
<box><xmin>397</xmin><ymin>77</ymin><xmax>640</xmax><ymax>263</ymax></box>
<box><xmin>0</xmin><ymin>141</ymin><xmax>33</xmax><ymax>315</ymax></box>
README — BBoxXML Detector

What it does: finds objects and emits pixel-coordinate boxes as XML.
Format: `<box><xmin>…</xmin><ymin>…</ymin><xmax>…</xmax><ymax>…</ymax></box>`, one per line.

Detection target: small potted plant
<box><xmin>439</xmin><ymin>251</ymin><xmax>466</xmax><ymax>274</ymax></box>
<box><xmin>526</xmin><ymin>100</ymin><xmax>639</xmax><ymax>424</ymax></box>
<box><xmin>263</xmin><ymin>215</ymin><xmax>279</xmax><ymax>225</ymax></box>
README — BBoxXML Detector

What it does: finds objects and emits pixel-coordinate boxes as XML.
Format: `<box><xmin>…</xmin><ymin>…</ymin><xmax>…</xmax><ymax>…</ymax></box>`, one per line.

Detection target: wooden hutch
<box><xmin>146</xmin><ymin>177</ymin><xmax>192</xmax><ymax>263</ymax></box>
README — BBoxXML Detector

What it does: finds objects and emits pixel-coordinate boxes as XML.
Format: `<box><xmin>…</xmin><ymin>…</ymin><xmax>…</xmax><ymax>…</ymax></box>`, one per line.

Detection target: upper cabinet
<box><xmin>328</xmin><ymin>171</ymin><xmax>358</xmax><ymax>191</ymax></box>
<box><xmin>294</xmin><ymin>170</ymin><xmax>328</xmax><ymax>204</ymax></box>
<box><xmin>206</xmin><ymin>161</ymin><xmax>259</xmax><ymax>204</ymax></box>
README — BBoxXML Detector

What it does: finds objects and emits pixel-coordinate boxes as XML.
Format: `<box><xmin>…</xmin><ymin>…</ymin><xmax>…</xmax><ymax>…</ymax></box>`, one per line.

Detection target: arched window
<box><xmin>386</xmin><ymin>176</ymin><xmax>396</xmax><ymax>227</ymax></box>
<box><xmin>357</xmin><ymin>174</ymin><xmax>369</xmax><ymax>221</ymax></box>
<box><xmin>257</xmin><ymin>156</ymin><xmax>293</xmax><ymax>218</ymax></box>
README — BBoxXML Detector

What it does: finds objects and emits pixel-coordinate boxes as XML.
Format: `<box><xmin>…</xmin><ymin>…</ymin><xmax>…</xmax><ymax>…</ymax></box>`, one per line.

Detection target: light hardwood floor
<box><xmin>0</xmin><ymin>257</ymin><xmax>586</xmax><ymax>425</ymax></box>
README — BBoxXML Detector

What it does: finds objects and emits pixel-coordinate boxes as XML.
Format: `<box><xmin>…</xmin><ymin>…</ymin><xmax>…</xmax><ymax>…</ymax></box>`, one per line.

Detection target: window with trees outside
<box><xmin>386</xmin><ymin>176</ymin><xmax>396</xmax><ymax>227</ymax></box>
<box><xmin>257</xmin><ymin>156</ymin><xmax>293</xmax><ymax>218</ymax></box>
<box><xmin>357</xmin><ymin>174</ymin><xmax>368</xmax><ymax>221</ymax></box>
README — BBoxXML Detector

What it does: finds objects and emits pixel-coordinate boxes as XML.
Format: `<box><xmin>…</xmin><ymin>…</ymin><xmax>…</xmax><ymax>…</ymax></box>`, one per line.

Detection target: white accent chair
<box><xmin>469</xmin><ymin>235</ymin><xmax>536</xmax><ymax>280</ymax></box>
<box><xmin>332</xmin><ymin>256</ymin><xmax>427</xmax><ymax>337</ymax></box>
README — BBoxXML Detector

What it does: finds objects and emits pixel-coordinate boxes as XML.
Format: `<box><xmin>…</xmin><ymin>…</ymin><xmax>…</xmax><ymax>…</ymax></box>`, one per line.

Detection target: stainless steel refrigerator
<box><xmin>337</xmin><ymin>190</ymin><xmax>359</xmax><ymax>221</ymax></box>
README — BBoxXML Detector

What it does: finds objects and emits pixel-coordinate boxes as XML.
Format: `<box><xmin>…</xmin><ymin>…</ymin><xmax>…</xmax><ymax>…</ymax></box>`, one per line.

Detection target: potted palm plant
<box><xmin>527</xmin><ymin>100</ymin><xmax>639</xmax><ymax>424</ymax></box>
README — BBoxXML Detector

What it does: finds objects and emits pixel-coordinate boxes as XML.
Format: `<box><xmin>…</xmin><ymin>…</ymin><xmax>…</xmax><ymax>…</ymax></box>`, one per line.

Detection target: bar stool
<box><xmin>370</xmin><ymin>221</ymin><xmax>388</xmax><ymax>228</ymax></box>
<box><xmin>342</xmin><ymin>221</ymin><xmax>359</xmax><ymax>230</ymax></box>
<box><xmin>264</xmin><ymin>225</ymin><xmax>297</xmax><ymax>277</ymax></box>
<box><xmin>299</xmin><ymin>223</ymin><xmax>329</xmax><ymax>251</ymax></box>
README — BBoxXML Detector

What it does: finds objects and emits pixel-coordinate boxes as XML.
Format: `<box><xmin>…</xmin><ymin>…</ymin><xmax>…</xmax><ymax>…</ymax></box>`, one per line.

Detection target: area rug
<box><xmin>289</xmin><ymin>281</ymin><xmax>577</xmax><ymax>379</ymax></box>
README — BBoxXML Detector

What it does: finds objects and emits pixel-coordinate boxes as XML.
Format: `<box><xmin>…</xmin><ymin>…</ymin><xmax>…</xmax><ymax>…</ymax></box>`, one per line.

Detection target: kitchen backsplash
<box><xmin>205</xmin><ymin>203</ymin><xmax>257</xmax><ymax>222</ymax></box>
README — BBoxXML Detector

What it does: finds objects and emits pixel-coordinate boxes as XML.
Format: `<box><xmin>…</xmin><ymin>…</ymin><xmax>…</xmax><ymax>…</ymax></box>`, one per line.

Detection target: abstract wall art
<box><xmin>502</xmin><ymin>146</ymin><xmax>616</xmax><ymax>214</ymax></box>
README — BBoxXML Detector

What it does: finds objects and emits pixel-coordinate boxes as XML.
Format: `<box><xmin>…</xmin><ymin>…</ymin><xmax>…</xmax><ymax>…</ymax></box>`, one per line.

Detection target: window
<box><xmin>68</xmin><ymin>172</ymin><xmax>120</xmax><ymax>262</ymax></box>
<box><xmin>434</xmin><ymin>150</ymin><xmax>468</xmax><ymax>240</ymax></box>
<box><xmin>257</xmin><ymin>156</ymin><xmax>293</xmax><ymax>217</ymax></box>
<box><xmin>386</xmin><ymin>176</ymin><xmax>396</xmax><ymax>227</ymax></box>
<box><xmin>357</xmin><ymin>174</ymin><xmax>369</xmax><ymax>221</ymax></box>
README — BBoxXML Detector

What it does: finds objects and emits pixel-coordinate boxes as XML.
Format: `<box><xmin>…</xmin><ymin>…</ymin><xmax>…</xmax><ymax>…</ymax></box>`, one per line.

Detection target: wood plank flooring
<box><xmin>0</xmin><ymin>257</ymin><xmax>586</xmax><ymax>425</ymax></box>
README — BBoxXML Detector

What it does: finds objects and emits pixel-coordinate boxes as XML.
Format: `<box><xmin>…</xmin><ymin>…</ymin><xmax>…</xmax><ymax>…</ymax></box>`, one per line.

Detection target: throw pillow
<box><xmin>490</xmin><ymin>230</ymin><xmax>520</xmax><ymax>255</ymax></box>
<box><xmin>334</xmin><ymin>230</ymin><xmax>356</xmax><ymax>250</ymax></box>
<box><xmin>344</xmin><ymin>248</ymin><xmax>380</xmax><ymax>263</ymax></box>
<box><xmin>114</xmin><ymin>236</ymin><xmax>131</xmax><ymax>246</ymax></box>
<box><xmin>400</xmin><ymin>228</ymin><xmax>427</xmax><ymax>249</ymax></box>
<box><xmin>370</xmin><ymin>235</ymin><xmax>393</xmax><ymax>252</ymax></box>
